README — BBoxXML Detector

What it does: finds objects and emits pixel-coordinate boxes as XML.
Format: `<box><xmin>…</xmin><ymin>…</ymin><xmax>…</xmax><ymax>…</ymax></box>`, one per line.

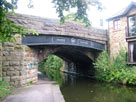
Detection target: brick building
<box><xmin>107</xmin><ymin>2</ymin><xmax>136</xmax><ymax>64</ymax></box>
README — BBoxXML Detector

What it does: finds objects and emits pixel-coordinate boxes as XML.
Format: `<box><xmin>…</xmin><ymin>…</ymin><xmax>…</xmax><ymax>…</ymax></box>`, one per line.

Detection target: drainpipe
<box><xmin>106</xmin><ymin>21</ymin><xmax>110</xmax><ymax>56</ymax></box>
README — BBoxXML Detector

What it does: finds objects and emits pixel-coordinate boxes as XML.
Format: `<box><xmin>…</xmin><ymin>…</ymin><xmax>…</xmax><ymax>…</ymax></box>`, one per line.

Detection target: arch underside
<box><xmin>36</xmin><ymin>45</ymin><xmax>100</xmax><ymax>76</ymax></box>
<box><xmin>53</xmin><ymin>47</ymin><xmax>95</xmax><ymax>76</ymax></box>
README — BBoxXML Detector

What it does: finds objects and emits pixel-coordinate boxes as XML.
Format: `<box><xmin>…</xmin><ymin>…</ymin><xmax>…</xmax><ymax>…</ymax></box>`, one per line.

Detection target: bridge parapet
<box><xmin>8</xmin><ymin>14</ymin><xmax>107</xmax><ymax>44</ymax></box>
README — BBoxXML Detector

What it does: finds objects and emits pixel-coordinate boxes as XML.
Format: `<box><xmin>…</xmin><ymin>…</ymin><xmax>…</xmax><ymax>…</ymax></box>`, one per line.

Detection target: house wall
<box><xmin>108</xmin><ymin>17</ymin><xmax>128</xmax><ymax>56</ymax></box>
<box><xmin>108</xmin><ymin>7</ymin><xmax>136</xmax><ymax>57</ymax></box>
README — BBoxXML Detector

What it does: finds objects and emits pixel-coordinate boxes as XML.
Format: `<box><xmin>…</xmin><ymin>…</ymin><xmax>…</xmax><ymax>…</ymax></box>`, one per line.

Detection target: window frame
<box><xmin>113</xmin><ymin>19</ymin><xmax>120</xmax><ymax>31</ymax></box>
<box><xmin>127</xmin><ymin>14</ymin><xmax>136</xmax><ymax>37</ymax></box>
<box><xmin>128</xmin><ymin>41</ymin><xmax>136</xmax><ymax>63</ymax></box>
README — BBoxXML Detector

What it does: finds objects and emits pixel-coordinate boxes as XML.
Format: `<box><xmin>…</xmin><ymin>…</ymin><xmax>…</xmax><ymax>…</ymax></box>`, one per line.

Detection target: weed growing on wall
<box><xmin>94</xmin><ymin>49</ymin><xmax>136</xmax><ymax>85</ymax></box>
<box><xmin>0</xmin><ymin>80</ymin><xmax>12</xmax><ymax>99</ymax></box>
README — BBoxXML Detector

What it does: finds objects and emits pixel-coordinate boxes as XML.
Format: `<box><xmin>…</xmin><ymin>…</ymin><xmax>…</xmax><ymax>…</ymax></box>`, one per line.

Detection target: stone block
<box><xmin>3</xmin><ymin>77</ymin><xmax>10</xmax><ymax>82</ymax></box>
<box><xmin>4</xmin><ymin>42</ymin><xmax>14</xmax><ymax>46</ymax></box>
<box><xmin>11</xmin><ymin>76</ymin><xmax>20</xmax><ymax>81</ymax></box>
<box><xmin>10</xmin><ymin>52</ymin><xmax>24</xmax><ymax>58</ymax></box>
<box><xmin>9</xmin><ymin>61</ymin><xmax>20</xmax><ymax>66</ymax></box>
<box><xmin>9</xmin><ymin>67</ymin><xmax>15</xmax><ymax>71</ymax></box>
<box><xmin>15</xmin><ymin>66</ymin><xmax>24</xmax><ymax>71</ymax></box>
<box><xmin>2</xmin><ymin>72</ymin><xmax>6</xmax><ymax>77</ymax></box>
<box><xmin>14</xmin><ymin>81</ymin><xmax>20</xmax><ymax>86</ymax></box>
<box><xmin>3</xmin><ymin>61</ymin><xmax>9</xmax><ymax>66</ymax></box>
<box><xmin>3</xmin><ymin>46</ymin><xmax>14</xmax><ymax>51</ymax></box>
<box><xmin>2</xmin><ymin>67</ymin><xmax>9</xmax><ymax>71</ymax></box>
<box><xmin>7</xmin><ymin>56</ymin><xmax>22</xmax><ymax>61</ymax></box>
<box><xmin>14</xmin><ymin>45</ymin><xmax>24</xmax><ymax>50</ymax></box>
<box><xmin>7</xmin><ymin>71</ymin><xmax>14</xmax><ymax>76</ymax></box>
<box><xmin>10</xmin><ymin>82</ymin><xmax>15</xmax><ymax>86</ymax></box>
<box><xmin>15</xmin><ymin>38</ymin><xmax>22</xmax><ymax>45</ymax></box>
<box><xmin>20</xmin><ymin>71</ymin><xmax>27</xmax><ymax>76</ymax></box>
<box><xmin>15</xmin><ymin>71</ymin><xmax>20</xmax><ymax>76</ymax></box>
<box><xmin>20</xmin><ymin>75</ymin><xmax>25</xmax><ymax>80</ymax></box>
<box><xmin>20</xmin><ymin>80</ymin><xmax>26</xmax><ymax>85</ymax></box>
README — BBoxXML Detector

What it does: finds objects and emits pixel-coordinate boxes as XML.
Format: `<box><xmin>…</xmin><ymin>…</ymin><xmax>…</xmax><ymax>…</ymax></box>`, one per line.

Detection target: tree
<box><xmin>52</xmin><ymin>0</ymin><xmax>102</xmax><ymax>26</ymax></box>
<box><xmin>0</xmin><ymin>0</ymin><xmax>37</xmax><ymax>44</ymax></box>
<box><xmin>0</xmin><ymin>0</ymin><xmax>102</xmax><ymax>44</ymax></box>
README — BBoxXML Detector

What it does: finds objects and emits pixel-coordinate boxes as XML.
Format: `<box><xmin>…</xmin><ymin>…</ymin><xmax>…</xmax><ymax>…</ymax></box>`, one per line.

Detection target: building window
<box><xmin>114</xmin><ymin>20</ymin><xmax>120</xmax><ymax>30</ymax></box>
<box><xmin>128</xmin><ymin>42</ymin><xmax>136</xmax><ymax>63</ymax></box>
<box><xmin>128</xmin><ymin>15</ymin><xmax>136</xmax><ymax>36</ymax></box>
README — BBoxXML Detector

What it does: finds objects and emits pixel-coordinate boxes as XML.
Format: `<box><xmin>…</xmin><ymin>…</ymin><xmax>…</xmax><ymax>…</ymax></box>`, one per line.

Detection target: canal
<box><xmin>60</xmin><ymin>73</ymin><xmax>136</xmax><ymax>102</ymax></box>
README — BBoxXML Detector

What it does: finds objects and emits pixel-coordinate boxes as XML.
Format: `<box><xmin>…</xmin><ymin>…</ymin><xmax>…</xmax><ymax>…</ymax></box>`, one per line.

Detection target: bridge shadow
<box><xmin>31</xmin><ymin>45</ymin><xmax>102</xmax><ymax>82</ymax></box>
<box><xmin>37</xmin><ymin>45</ymin><xmax>100</xmax><ymax>77</ymax></box>
<box><xmin>53</xmin><ymin>47</ymin><xmax>95</xmax><ymax>77</ymax></box>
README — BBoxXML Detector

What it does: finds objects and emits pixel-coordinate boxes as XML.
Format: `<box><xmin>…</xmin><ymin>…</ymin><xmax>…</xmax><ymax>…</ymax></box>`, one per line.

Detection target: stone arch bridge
<box><xmin>0</xmin><ymin>14</ymin><xmax>107</xmax><ymax>86</ymax></box>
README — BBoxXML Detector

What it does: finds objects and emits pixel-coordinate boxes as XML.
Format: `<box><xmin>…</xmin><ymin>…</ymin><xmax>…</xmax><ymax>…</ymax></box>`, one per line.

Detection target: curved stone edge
<box><xmin>52</xmin><ymin>84</ymin><xmax>65</xmax><ymax>102</ymax></box>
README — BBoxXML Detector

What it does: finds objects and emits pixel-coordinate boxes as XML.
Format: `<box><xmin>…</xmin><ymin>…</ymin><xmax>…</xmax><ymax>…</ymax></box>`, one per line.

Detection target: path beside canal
<box><xmin>2</xmin><ymin>73</ymin><xmax>65</xmax><ymax>102</ymax></box>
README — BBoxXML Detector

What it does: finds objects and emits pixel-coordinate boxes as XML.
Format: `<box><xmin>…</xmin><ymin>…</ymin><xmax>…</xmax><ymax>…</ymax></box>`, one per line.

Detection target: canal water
<box><xmin>60</xmin><ymin>73</ymin><xmax>136</xmax><ymax>102</ymax></box>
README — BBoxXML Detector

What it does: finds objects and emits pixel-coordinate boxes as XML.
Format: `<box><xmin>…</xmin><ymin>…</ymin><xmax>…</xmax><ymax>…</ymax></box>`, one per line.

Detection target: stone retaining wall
<box><xmin>1</xmin><ymin>36</ymin><xmax>38</xmax><ymax>87</ymax></box>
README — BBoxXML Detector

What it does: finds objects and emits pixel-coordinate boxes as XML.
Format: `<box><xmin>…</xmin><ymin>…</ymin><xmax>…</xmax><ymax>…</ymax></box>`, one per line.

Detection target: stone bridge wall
<box><xmin>8</xmin><ymin>13</ymin><xmax>107</xmax><ymax>44</ymax></box>
<box><xmin>0</xmin><ymin>13</ymin><xmax>108</xmax><ymax>86</ymax></box>
<box><xmin>0</xmin><ymin>36</ymin><xmax>98</xmax><ymax>87</ymax></box>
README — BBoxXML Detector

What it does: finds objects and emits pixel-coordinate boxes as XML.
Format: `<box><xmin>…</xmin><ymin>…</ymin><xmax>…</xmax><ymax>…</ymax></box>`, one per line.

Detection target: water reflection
<box><xmin>60</xmin><ymin>73</ymin><xmax>136</xmax><ymax>102</ymax></box>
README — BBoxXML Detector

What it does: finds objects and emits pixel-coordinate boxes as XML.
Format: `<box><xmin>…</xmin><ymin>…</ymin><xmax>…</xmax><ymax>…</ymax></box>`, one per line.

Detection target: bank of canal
<box><xmin>60</xmin><ymin>73</ymin><xmax>136</xmax><ymax>102</ymax></box>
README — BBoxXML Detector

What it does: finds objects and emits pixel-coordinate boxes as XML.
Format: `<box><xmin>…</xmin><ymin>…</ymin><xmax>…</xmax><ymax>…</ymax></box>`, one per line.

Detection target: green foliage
<box><xmin>0</xmin><ymin>0</ymin><xmax>38</xmax><ymax>44</ymax></box>
<box><xmin>52</xmin><ymin>0</ymin><xmax>102</xmax><ymax>26</ymax></box>
<box><xmin>0</xmin><ymin>80</ymin><xmax>12</xmax><ymax>99</ymax></box>
<box><xmin>38</xmin><ymin>55</ymin><xmax>63</xmax><ymax>86</ymax></box>
<box><xmin>38</xmin><ymin>59</ymin><xmax>46</xmax><ymax>74</ymax></box>
<box><xmin>27</xmin><ymin>81</ymin><xmax>32</xmax><ymax>86</ymax></box>
<box><xmin>45</xmin><ymin>55</ymin><xmax>63</xmax><ymax>70</ymax></box>
<box><xmin>94</xmin><ymin>49</ymin><xmax>136</xmax><ymax>85</ymax></box>
<box><xmin>65</xmin><ymin>12</ymin><xmax>88</xmax><ymax>24</ymax></box>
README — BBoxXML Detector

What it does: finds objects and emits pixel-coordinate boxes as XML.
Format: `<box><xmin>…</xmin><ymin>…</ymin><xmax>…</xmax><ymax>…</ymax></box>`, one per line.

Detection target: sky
<box><xmin>15</xmin><ymin>0</ymin><xmax>136</xmax><ymax>28</ymax></box>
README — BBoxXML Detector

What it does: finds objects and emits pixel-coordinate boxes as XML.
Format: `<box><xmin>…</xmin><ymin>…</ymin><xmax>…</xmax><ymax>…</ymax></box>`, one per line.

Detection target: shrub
<box><xmin>94</xmin><ymin>49</ymin><xmax>136</xmax><ymax>85</ymax></box>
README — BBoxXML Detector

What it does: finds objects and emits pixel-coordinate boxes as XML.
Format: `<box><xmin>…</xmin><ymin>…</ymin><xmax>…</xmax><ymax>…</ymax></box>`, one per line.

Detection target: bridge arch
<box><xmin>26</xmin><ymin>44</ymin><xmax>102</xmax><ymax>77</ymax></box>
<box><xmin>0</xmin><ymin>13</ymin><xmax>108</xmax><ymax>87</ymax></box>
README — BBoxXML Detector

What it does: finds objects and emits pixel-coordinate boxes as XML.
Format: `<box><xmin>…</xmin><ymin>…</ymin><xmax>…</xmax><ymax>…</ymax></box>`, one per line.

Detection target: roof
<box><xmin>107</xmin><ymin>1</ymin><xmax>136</xmax><ymax>21</ymax></box>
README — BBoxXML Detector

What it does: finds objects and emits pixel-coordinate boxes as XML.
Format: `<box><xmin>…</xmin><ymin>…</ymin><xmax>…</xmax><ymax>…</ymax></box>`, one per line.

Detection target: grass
<box><xmin>0</xmin><ymin>80</ymin><xmax>12</xmax><ymax>99</ymax></box>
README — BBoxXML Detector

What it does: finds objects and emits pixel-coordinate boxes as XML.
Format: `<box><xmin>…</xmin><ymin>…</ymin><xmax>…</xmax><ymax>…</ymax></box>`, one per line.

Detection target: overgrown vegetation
<box><xmin>94</xmin><ymin>49</ymin><xmax>136</xmax><ymax>85</ymax></box>
<box><xmin>0</xmin><ymin>0</ymin><xmax>38</xmax><ymax>44</ymax></box>
<box><xmin>0</xmin><ymin>80</ymin><xmax>12</xmax><ymax>99</ymax></box>
<box><xmin>38</xmin><ymin>55</ymin><xmax>63</xmax><ymax>85</ymax></box>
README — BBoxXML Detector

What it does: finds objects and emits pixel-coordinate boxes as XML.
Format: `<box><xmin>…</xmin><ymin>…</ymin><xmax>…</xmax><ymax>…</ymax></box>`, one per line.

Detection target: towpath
<box><xmin>2</xmin><ymin>72</ymin><xmax>65</xmax><ymax>102</ymax></box>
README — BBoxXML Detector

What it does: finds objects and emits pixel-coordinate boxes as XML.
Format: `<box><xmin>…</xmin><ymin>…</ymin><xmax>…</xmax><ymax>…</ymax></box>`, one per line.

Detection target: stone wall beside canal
<box><xmin>0</xmin><ymin>36</ymin><xmax>38</xmax><ymax>87</ymax></box>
